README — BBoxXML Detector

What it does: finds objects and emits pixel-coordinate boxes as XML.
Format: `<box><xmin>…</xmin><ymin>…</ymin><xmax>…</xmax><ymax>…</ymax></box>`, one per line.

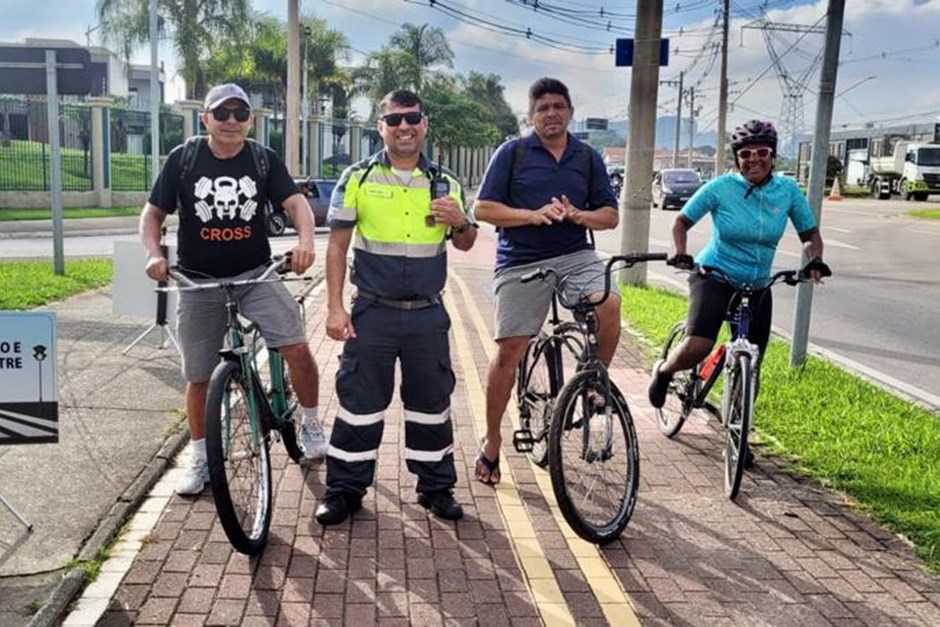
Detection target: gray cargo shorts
<box><xmin>176</xmin><ymin>265</ymin><xmax>306</xmax><ymax>382</ymax></box>
<box><xmin>493</xmin><ymin>249</ymin><xmax>616</xmax><ymax>340</ymax></box>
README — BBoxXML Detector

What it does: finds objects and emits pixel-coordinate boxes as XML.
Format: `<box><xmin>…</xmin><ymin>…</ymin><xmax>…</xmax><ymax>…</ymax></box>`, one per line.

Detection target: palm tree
<box><xmin>95</xmin><ymin>0</ymin><xmax>250</xmax><ymax>99</ymax></box>
<box><xmin>388</xmin><ymin>23</ymin><xmax>454</xmax><ymax>91</ymax></box>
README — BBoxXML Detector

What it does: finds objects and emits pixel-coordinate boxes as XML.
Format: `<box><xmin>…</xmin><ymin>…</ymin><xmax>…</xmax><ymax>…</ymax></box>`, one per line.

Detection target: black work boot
<box><xmin>315</xmin><ymin>492</ymin><xmax>362</xmax><ymax>526</ymax></box>
<box><xmin>417</xmin><ymin>490</ymin><xmax>464</xmax><ymax>520</ymax></box>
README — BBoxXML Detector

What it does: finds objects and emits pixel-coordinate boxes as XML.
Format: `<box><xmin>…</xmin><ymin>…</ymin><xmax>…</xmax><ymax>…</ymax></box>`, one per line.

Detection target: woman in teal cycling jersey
<box><xmin>648</xmin><ymin>119</ymin><xmax>826</xmax><ymax>409</ymax></box>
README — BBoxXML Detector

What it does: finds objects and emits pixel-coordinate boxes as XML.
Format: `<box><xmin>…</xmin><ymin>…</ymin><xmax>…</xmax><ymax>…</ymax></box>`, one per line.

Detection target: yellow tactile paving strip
<box><xmin>447</xmin><ymin>267</ymin><xmax>641</xmax><ymax>627</ymax></box>
<box><xmin>444</xmin><ymin>287</ymin><xmax>575</xmax><ymax>626</ymax></box>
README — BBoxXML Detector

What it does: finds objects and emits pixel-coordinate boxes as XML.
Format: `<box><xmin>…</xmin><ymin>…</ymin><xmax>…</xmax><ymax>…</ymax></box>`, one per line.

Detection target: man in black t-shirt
<box><xmin>141</xmin><ymin>83</ymin><xmax>326</xmax><ymax>495</ymax></box>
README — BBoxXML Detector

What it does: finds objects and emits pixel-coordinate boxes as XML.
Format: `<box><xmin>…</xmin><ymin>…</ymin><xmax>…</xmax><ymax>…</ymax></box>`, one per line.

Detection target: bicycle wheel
<box><xmin>517</xmin><ymin>328</ymin><xmax>582</xmax><ymax>467</ymax></box>
<box><xmin>205</xmin><ymin>360</ymin><xmax>273</xmax><ymax>555</ymax></box>
<box><xmin>723</xmin><ymin>354</ymin><xmax>753</xmax><ymax>500</ymax></box>
<box><xmin>655</xmin><ymin>321</ymin><xmax>696</xmax><ymax>438</ymax></box>
<box><xmin>548</xmin><ymin>369</ymin><xmax>639</xmax><ymax>544</ymax></box>
<box><xmin>269</xmin><ymin>353</ymin><xmax>302</xmax><ymax>463</ymax></box>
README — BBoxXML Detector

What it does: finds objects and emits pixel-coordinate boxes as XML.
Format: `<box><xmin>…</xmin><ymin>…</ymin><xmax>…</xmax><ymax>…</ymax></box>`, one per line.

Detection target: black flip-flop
<box><xmin>475</xmin><ymin>451</ymin><xmax>501</xmax><ymax>485</ymax></box>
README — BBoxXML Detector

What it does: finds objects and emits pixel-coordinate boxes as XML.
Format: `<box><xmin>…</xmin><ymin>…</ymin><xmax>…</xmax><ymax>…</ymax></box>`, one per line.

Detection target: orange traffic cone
<box><xmin>828</xmin><ymin>178</ymin><xmax>843</xmax><ymax>201</ymax></box>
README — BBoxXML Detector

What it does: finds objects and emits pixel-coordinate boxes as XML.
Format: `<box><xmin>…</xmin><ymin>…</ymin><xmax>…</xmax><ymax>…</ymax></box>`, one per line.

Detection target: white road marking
<box><xmin>826</xmin><ymin>227</ymin><xmax>852</xmax><ymax>233</ymax></box>
<box><xmin>825</xmin><ymin>238</ymin><xmax>859</xmax><ymax>250</ymax></box>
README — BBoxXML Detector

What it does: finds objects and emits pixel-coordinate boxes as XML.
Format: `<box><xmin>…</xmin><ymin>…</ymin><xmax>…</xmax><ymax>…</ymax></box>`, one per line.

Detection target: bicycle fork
<box><xmin>582</xmin><ymin>369</ymin><xmax>614</xmax><ymax>463</ymax></box>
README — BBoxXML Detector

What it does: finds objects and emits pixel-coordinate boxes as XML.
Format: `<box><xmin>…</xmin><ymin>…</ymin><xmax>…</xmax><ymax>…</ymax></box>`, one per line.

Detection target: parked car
<box><xmin>265</xmin><ymin>177</ymin><xmax>336</xmax><ymax>236</ymax></box>
<box><xmin>651</xmin><ymin>168</ymin><xmax>703</xmax><ymax>210</ymax></box>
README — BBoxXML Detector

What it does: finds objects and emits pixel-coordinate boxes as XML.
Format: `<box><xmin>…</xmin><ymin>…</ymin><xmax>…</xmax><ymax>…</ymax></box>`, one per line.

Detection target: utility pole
<box><xmin>286</xmin><ymin>0</ymin><xmax>300</xmax><ymax>175</ymax></box>
<box><xmin>149</xmin><ymin>0</ymin><xmax>159</xmax><ymax>186</ymax></box>
<box><xmin>301</xmin><ymin>26</ymin><xmax>310</xmax><ymax>176</ymax></box>
<box><xmin>687</xmin><ymin>87</ymin><xmax>696</xmax><ymax>167</ymax></box>
<box><xmin>715</xmin><ymin>0</ymin><xmax>730</xmax><ymax>174</ymax></box>
<box><xmin>661</xmin><ymin>72</ymin><xmax>683</xmax><ymax>168</ymax></box>
<box><xmin>790</xmin><ymin>0</ymin><xmax>845</xmax><ymax>366</ymax></box>
<box><xmin>619</xmin><ymin>0</ymin><xmax>664</xmax><ymax>286</ymax></box>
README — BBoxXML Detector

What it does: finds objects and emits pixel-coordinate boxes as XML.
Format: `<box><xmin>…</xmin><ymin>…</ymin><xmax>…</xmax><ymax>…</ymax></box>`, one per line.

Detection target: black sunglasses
<box><xmin>381</xmin><ymin>111</ymin><xmax>423</xmax><ymax>127</ymax></box>
<box><xmin>211</xmin><ymin>107</ymin><xmax>251</xmax><ymax>122</ymax></box>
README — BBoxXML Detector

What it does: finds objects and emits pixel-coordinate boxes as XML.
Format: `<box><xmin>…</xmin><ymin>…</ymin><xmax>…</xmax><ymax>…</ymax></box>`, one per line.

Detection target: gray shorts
<box><xmin>176</xmin><ymin>266</ymin><xmax>306</xmax><ymax>382</ymax></box>
<box><xmin>493</xmin><ymin>249</ymin><xmax>617</xmax><ymax>340</ymax></box>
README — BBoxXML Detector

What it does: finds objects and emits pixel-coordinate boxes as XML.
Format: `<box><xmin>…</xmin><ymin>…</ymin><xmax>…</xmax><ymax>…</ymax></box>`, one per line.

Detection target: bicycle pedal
<box><xmin>512</xmin><ymin>429</ymin><xmax>535</xmax><ymax>453</ymax></box>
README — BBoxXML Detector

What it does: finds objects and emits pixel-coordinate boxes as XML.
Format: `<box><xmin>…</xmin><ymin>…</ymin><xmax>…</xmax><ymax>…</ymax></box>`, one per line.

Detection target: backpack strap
<box><xmin>245</xmin><ymin>138</ymin><xmax>269</xmax><ymax>182</ymax></box>
<box><xmin>177</xmin><ymin>135</ymin><xmax>204</xmax><ymax>185</ymax></box>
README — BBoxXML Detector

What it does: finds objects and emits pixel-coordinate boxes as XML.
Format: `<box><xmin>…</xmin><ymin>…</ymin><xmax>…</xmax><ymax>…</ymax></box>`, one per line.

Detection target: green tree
<box><xmin>96</xmin><ymin>0</ymin><xmax>251</xmax><ymax>100</ymax></box>
<box><xmin>423</xmin><ymin>76</ymin><xmax>500</xmax><ymax>159</ymax></box>
<box><xmin>462</xmin><ymin>71</ymin><xmax>517</xmax><ymax>140</ymax></box>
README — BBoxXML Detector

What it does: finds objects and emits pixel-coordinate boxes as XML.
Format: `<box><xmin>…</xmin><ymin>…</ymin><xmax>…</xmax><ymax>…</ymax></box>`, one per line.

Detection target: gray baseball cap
<box><xmin>204</xmin><ymin>83</ymin><xmax>251</xmax><ymax>111</ymax></box>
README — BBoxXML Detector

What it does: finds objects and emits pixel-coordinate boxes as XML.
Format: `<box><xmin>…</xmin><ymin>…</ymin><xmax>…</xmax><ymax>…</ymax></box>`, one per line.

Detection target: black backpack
<box><xmin>505</xmin><ymin>137</ymin><xmax>598</xmax><ymax>244</ymax></box>
<box><xmin>177</xmin><ymin>135</ymin><xmax>270</xmax><ymax>185</ymax></box>
<box><xmin>506</xmin><ymin>137</ymin><xmax>594</xmax><ymax>204</ymax></box>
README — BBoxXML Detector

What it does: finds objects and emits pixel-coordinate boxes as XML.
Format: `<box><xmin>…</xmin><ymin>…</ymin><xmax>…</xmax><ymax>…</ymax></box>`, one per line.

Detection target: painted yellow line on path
<box><xmin>444</xmin><ymin>288</ymin><xmax>575</xmax><ymax>627</ymax></box>
<box><xmin>449</xmin><ymin>268</ymin><xmax>641</xmax><ymax>627</ymax></box>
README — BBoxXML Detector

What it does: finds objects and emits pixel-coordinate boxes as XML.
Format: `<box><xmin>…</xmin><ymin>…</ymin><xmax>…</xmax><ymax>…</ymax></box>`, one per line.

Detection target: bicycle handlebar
<box><xmin>161</xmin><ymin>254</ymin><xmax>296</xmax><ymax>292</ymax></box>
<box><xmin>697</xmin><ymin>258</ymin><xmax>832</xmax><ymax>291</ymax></box>
<box><xmin>519</xmin><ymin>251</ymin><xmax>669</xmax><ymax>310</ymax></box>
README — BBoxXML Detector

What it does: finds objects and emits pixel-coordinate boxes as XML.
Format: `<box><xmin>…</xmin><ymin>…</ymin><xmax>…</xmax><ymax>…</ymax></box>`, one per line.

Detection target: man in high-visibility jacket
<box><xmin>315</xmin><ymin>89</ymin><xmax>477</xmax><ymax>526</ymax></box>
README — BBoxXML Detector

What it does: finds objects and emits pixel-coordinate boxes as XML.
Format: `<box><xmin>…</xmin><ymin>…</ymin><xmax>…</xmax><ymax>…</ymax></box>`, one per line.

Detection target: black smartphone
<box><xmin>427</xmin><ymin>165</ymin><xmax>449</xmax><ymax>226</ymax></box>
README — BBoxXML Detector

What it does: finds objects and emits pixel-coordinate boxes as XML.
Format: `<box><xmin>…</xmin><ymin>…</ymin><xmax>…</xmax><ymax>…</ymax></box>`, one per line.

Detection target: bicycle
<box><xmin>514</xmin><ymin>252</ymin><xmax>668</xmax><ymax>544</ymax></box>
<box><xmin>162</xmin><ymin>255</ymin><xmax>310</xmax><ymax>555</ymax></box>
<box><xmin>655</xmin><ymin>260</ymin><xmax>831</xmax><ymax>500</ymax></box>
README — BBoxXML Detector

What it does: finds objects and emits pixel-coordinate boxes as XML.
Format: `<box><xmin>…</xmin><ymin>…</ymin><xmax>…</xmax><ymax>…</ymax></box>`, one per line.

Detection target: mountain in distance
<box><xmin>603</xmin><ymin>117</ymin><xmax>717</xmax><ymax>149</ymax></box>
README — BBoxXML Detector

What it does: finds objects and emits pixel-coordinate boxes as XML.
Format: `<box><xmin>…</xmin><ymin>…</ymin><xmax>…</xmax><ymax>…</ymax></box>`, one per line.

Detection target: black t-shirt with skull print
<box><xmin>149</xmin><ymin>140</ymin><xmax>298</xmax><ymax>278</ymax></box>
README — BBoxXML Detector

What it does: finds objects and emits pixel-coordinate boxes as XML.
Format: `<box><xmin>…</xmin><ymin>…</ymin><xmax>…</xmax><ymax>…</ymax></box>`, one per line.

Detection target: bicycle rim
<box><xmin>548</xmin><ymin>370</ymin><xmax>639</xmax><ymax>544</ymax></box>
<box><xmin>205</xmin><ymin>361</ymin><xmax>272</xmax><ymax>555</ymax></box>
<box><xmin>723</xmin><ymin>355</ymin><xmax>752</xmax><ymax>500</ymax></box>
<box><xmin>655</xmin><ymin>321</ymin><xmax>693</xmax><ymax>438</ymax></box>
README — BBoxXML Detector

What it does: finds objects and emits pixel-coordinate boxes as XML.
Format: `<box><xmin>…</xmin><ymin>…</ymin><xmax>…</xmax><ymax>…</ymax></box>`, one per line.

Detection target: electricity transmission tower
<box><xmin>742</xmin><ymin>18</ymin><xmax>833</xmax><ymax>157</ymax></box>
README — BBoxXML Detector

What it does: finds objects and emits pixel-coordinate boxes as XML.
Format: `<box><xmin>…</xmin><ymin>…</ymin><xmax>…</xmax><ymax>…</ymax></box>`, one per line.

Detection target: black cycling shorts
<box><xmin>685</xmin><ymin>273</ymin><xmax>773</xmax><ymax>354</ymax></box>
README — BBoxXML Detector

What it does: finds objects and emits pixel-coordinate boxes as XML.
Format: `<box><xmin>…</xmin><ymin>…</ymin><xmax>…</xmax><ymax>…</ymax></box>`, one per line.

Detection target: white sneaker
<box><xmin>176</xmin><ymin>459</ymin><xmax>209</xmax><ymax>495</ymax></box>
<box><xmin>301</xmin><ymin>423</ymin><xmax>328</xmax><ymax>460</ymax></box>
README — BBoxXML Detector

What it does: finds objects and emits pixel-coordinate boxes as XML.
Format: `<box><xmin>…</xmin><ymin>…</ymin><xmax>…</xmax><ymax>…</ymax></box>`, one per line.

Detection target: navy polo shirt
<box><xmin>476</xmin><ymin>133</ymin><xmax>617</xmax><ymax>271</ymax></box>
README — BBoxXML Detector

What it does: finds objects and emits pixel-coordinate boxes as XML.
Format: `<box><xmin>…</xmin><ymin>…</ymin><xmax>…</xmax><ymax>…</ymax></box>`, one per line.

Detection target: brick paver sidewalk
<box><xmin>77</xmin><ymin>236</ymin><xmax>940</xmax><ymax>626</ymax></box>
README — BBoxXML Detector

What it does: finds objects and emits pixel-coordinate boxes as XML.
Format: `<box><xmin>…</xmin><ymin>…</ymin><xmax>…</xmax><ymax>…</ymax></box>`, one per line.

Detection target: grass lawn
<box><xmin>906</xmin><ymin>209</ymin><xmax>940</xmax><ymax>220</ymax></box>
<box><xmin>0</xmin><ymin>206</ymin><xmax>141</xmax><ymax>221</ymax></box>
<box><xmin>0</xmin><ymin>258</ymin><xmax>112</xmax><ymax>310</ymax></box>
<box><xmin>620</xmin><ymin>283</ymin><xmax>940</xmax><ymax>572</ymax></box>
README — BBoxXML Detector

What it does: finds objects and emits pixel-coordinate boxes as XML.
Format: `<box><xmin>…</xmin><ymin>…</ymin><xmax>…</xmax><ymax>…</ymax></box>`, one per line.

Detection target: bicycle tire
<box><xmin>270</xmin><ymin>353</ymin><xmax>302</xmax><ymax>463</ymax></box>
<box><xmin>548</xmin><ymin>369</ymin><xmax>639</xmax><ymax>544</ymax></box>
<box><xmin>655</xmin><ymin>321</ymin><xmax>696</xmax><ymax>438</ymax></box>
<box><xmin>517</xmin><ymin>327</ymin><xmax>582</xmax><ymax>467</ymax></box>
<box><xmin>723</xmin><ymin>354</ymin><xmax>753</xmax><ymax>500</ymax></box>
<box><xmin>205</xmin><ymin>360</ymin><xmax>273</xmax><ymax>555</ymax></box>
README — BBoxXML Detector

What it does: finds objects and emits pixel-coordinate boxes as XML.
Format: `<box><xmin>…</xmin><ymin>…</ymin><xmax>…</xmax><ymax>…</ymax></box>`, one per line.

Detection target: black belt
<box><xmin>356</xmin><ymin>289</ymin><xmax>442</xmax><ymax>310</ymax></box>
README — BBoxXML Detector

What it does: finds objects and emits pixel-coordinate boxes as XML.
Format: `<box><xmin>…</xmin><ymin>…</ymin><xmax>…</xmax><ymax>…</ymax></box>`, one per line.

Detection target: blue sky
<box><xmin>2</xmin><ymin>0</ymin><xmax>940</xmax><ymax>141</ymax></box>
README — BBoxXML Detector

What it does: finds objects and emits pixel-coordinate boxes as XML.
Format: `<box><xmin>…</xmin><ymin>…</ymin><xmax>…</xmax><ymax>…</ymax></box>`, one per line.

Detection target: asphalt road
<box><xmin>595</xmin><ymin>196</ymin><xmax>940</xmax><ymax>405</ymax></box>
<box><xmin>4</xmin><ymin>200</ymin><xmax>938</xmax><ymax>405</ymax></box>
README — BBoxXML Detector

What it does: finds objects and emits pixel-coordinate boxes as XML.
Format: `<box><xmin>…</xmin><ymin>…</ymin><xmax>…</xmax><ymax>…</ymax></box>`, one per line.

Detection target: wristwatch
<box><xmin>453</xmin><ymin>218</ymin><xmax>478</xmax><ymax>234</ymax></box>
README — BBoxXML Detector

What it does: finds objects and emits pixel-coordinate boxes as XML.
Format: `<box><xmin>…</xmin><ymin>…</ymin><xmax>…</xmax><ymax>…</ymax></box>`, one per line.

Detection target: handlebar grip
<box><xmin>520</xmin><ymin>269</ymin><xmax>546</xmax><ymax>284</ymax></box>
<box><xmin>799</xmin><ymin>259</ymin><xmax>832</xmax><ymax>280</ymax></box>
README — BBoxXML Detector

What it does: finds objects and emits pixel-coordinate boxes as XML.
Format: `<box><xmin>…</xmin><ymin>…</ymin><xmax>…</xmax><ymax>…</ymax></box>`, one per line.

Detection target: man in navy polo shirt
<box><xmin>473</xmin><ymin>77</ymin><xmax>619</xmax><ymax>485</ymax></box>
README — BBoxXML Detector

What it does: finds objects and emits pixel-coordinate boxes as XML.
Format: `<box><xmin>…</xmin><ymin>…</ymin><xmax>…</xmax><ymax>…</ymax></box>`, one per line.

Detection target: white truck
<box><xmin>868</xmin><ymin>141</ymin><xmax>940</xmax><ymax>201</ymax></box>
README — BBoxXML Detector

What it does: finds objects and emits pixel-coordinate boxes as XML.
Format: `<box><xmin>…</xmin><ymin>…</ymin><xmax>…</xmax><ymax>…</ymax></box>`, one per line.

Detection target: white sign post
<box><xmin>113</xmin><ymin>241</ymin><xmax>180</xmax><ymax>356</ymax></box>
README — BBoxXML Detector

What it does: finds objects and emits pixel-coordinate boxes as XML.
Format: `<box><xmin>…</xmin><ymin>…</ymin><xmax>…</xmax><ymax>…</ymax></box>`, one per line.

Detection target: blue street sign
<box><xmin>615</xmin><ymin>38</ymin><xmax>670</xmax><ymax>67</ymax></box>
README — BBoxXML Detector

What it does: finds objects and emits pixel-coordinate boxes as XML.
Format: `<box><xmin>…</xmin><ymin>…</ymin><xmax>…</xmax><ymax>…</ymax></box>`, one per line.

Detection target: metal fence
<box><xmin>109</xmin><ymin>108</ymin><xmax>184</xmax><ymax>191</ymax></box>
<box><xmin>0</xmin><ymin>98</ymin><xmax>93</xmax><ymax>191</ymax></box>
